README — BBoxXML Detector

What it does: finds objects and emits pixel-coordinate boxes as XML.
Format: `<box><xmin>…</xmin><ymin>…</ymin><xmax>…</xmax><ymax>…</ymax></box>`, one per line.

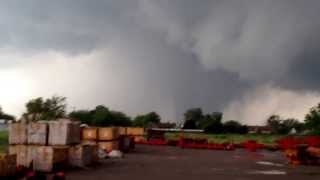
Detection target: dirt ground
<box><xmin>67</xmin><ymin>145</ymin><xmax>320</xmax><ymax>180</ymax></box>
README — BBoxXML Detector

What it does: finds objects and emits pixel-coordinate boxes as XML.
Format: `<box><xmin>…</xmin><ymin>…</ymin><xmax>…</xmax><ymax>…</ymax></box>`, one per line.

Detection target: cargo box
<box><xmin>27</xmin><ymin>122</ymin><xmax>48</xmax><ymax>145</ymax></box>
<box><xmin>82</xmin><ymin>127</ymin><xmax>98</xmax><ymax>141</ymax></box>
<box><xmin>98</xmin><ymin>141</ymin><xmax>119</xmax><ymax>153</ymax></box>
<box><xmin>33</xmin><ymin>146</ymin><xmax>69</xmax><ymax>172</ymax></box>
<box><xmin>48</xmin><ymin>119</ymin><xmax>80</xmax><ymax>145</ymax></box>
<box><xmin>98</xmin><ymin>127</ymin><xmax>119</xmax><ymax>141</ymax></box>
<box><xmin>118</xmin><ymin>127</ymin><xmax>127</xmax><ymax>136</ymax></box>
<box><xmin>9</xmin><ymin>122</ymin><xmax>28</xmax><ymax>145</ymax></box>
<box><xmin>0</xmin><ymin>154</ymin><xmax>16</xmax><ymax>177</ymax></box>
<box><xmin>69</xmin><ymin>144</ymin><xmax>96</xmax><ymax>167</ymax></box>
<box><xmin>9</xmin><ymin>145</ymin><xmax>34</xmax><ymax>167</ymax></box>
<box><xmin>127</xmin><ymin>128</ymin><xmax>145</xmax><ymax>136</ymax></box>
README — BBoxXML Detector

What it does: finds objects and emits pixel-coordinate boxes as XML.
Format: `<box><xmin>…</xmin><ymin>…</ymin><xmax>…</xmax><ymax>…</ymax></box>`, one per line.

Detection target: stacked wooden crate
<box><xmin>82</xmin><ymin>127</ymin><xmax>98</xmax><ymax>145</ymax></box>
<box><xmin>118</xmin><ymin>127</ymin><xmax>127</xmax><ymax>136</ymax></box>
<box><xmin>8</xmin><ymin>122</ymin><xmax>30</xmax><ymax>167</ymax></box>
<box><xmin>69</xmin><ymin>144</ymin><xmax>98</xmax><ymax>167</ymax></box>
<box><xmin>82</xmin><ymin>127</ymin><xmax>120</xmax><ymax>153</ymax></box>
<box><xmin>126</xmin><ymin>127</ymin><xmax>146</xmax><ymax>142</ymax></box>
<box><xmin>8</xmin><ymin>119</ymin><xmax>96</xmax><ymax>172</ymax></box>
<box><xmin>34</xmin><ymin>119</ymin><xmax>77</xmax><ymax>172</ymax></box>
<box><xmin>9</xmin><ymin>122</ymin><xmax>28</xmax><ymax>145</ymax></box>
<box><xmin>98</xmin><ymin>128</ymin><xmax>120</xmax><ymax>153</ymax></box>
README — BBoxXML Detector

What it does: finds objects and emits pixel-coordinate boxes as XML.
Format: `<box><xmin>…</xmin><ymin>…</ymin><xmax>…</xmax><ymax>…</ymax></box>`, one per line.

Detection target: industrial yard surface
<box><xmin>67</xmin><ymin>145</ymin><xmax>320</xmax><ymax>180</ymax></box>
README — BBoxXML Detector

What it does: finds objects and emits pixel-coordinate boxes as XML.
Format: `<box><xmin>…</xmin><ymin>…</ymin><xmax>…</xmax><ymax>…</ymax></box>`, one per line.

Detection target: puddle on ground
<box><xmin>248</xmin><ymin>170</ymin><xmax>286</xmax><ymax>175</ymax></box>
<box><xmin>256</xmin><ymin>161</ymin><xmax>284</xmax><ymax>167</ymax></box>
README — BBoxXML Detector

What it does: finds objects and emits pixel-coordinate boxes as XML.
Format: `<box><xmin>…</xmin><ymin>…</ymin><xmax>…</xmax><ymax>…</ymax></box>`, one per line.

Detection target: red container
<box><xmin>303</xmin><ymin>136</ymin><xmax>320</xmax><ymax>147</ymax></box>
<box><xmin>243</xmin><ymin>140</ymin><xmax>265</xmax><ymax>152</ymax></box>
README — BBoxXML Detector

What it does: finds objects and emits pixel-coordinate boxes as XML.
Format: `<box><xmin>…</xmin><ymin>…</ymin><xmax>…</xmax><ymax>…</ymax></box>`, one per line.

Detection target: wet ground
<box><xmin>67</xmin><ymin>145</ymin><xmax>320</xmax><ymax>180</ymax></box>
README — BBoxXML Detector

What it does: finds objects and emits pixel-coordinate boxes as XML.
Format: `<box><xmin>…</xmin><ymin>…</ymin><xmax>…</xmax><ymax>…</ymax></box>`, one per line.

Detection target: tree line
<box><xmin>182</xmin><ymin>108</ymin><xmax>248</xmax><ymax>134</ymax></box>
<box><xmin>0</xmin><ymin>107</ymin><xmax>15</xmax><ymax>121</ymax></box>
<box><xmin>1</xmin><ymin>95</ymin><xmax>320</xmax><ymax>135</ymax></box>
<box><xmin>7</xmin><ymin>96</ymin><xmax>160</xmax><ymax>128</ymax></box>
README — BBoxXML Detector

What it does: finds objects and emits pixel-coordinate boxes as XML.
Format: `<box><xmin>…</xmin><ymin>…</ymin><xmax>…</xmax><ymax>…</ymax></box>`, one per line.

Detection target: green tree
<box><xmin>75</xmin><ymin>105</ymin><xmax>133</xmax><ymax>127</ymax></box>
<box><xmin>133</xmin><ymin>112</ymin><xmax>160</xmax><ymax>127</ymax></box>
<box><xmin>69</xmin><ymin>110</ymin><xmax>93</xmax><ymax>125</ymax></box>
<box><xmin>223</xmin><ymin>120</ymin><xmax>247</xmax><ymax>134</ymax></box>
<box><xmin>267</xmin><ymin>115</ymin><xmax>282</xmax><ymax>134</ymax></box>
<box><xmin>305</xmin><ymin>103</ymin><xmax>320</xmax><ymax>134</ymax></box>
<box><xmin>42</xmin><ymin>96</ymin><xmax>67</xmax><ymax>120</ymax></box>
<box><xmin>23</xmin><ymin>96</ymin><xmax>67</xmax><ymax>121</ymax></box>
<box><xmin>109</xmin><ymin>111</ymin><xmax>132</xmax><ymax>126</ymax></box>
<box><xmin>267</xmin><ymin>115</ymin><xmax>304</xmax><ymax>134</ymax></box>
<box><xmin>91</xmin><ymin>105</ymin><xmax>112</xmax><ymax>126</ymax></box>
<box><xmin>0</xmin><ymin>107</ymin><xmax>15</xmax><ymax>120</ymax></box>
<box><xmin>183</xmin><ymin>108</ymin><xmax>203</xmax><ymax>129</ymax></box>
<box><xmin>288</xmin><ymin>119</ymin><xmax>305</xmax><ymax>133</ymax></box>
<box><xmin>199</xmin><ymin>113</ymin><xmax>224</xmax><ymax>133</ymax></box>
<box><xmin>279</xmin><ymin>119</ymin><xmax>303</xmax><ymax>134</ymax></box>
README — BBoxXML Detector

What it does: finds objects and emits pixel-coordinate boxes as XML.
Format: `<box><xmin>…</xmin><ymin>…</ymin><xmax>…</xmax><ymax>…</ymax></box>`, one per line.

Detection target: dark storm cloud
<box><xmin>278</xmin><ymin>34</ymin><xmax>320</xmax><ymax>91</ymax></box>
<box><xmin>0</xmin><ymin>0</ymin><xmax>320</xmax><ymax>123</ymax></box>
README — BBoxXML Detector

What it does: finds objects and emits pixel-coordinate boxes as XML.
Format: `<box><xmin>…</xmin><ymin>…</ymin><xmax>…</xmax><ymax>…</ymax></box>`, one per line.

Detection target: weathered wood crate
<box><xmin>98</xmin><ymin>141</ymin><xmax>119</xmax><ymax>153</ymax></box>
<box><xmin>126</xmin><ymin>127</ymin><xmax>145</xmax><ymax>136</ymax></box>
<box><xmin>0</xmin><ymin>154</ymin><xmax>16</xmax><ymax>177</ymax></box>
<box><xmin>27</xmin><ymin>122</ymin><xmax>48</xmax><ymax>145</ymax></box>
<box><xmin>9</xmin><ymin>145</ymin><xmax>33</xmax><ymax>167</ymax></box>
<box><xmin>48</xmin><ymin>119</ymin><xmax>80</xmax><ymax>145</ymax></box>
<box><xmin>82</xmin><ymin>127</ymin><xmax>98</xmax><ymax>141</ymax></box>
<box><xmin>80</xmin><ymin>142</ymin><xmax>99</xmax><ymax>162</ymax></box>
<box><xmin>69</xmin><ymin>144</ymin><xmax>96</xmax><ymax>167</ymax></box>
<box><xmin>9</xmin><ymin>122</ymin><xmax>28</xmax><ymax>145</ymax></box>
<box><xmin>33</xmin><ymin>146</ymin><xmax>69</xmax><ymax>172</ymax></box>
<box><xmin>118</xmin><ymin>127</ymin><xmax>127</xmax><ymax>136</ymax></box>
<box><xmin>98</xmin><ymin>127</ymin><xmax>119</xmax><ymax>141</ymax></box>
<box><xmin>9</xmin><ymin>145</ymin><xmax>28</xmax><ymax>167</ymax></box>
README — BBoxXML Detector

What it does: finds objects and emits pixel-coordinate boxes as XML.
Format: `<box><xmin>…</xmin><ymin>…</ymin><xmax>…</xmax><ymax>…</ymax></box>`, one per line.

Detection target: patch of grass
<box><xmin>0</xmin><ymin>131</ymin><xmax>8</xmax><ymax>153</ymax></box>
<box><xmin>165</xmin><ymin>132</ymin><xmax>285</xmax><ymax>145</ymax></box>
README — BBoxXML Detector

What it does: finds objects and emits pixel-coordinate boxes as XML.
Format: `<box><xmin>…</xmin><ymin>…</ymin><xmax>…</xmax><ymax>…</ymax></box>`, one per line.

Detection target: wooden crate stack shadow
<box><xmin>8</xmin><ymin>119</ymin><xmax>97</xmax><ymax>173</ymax></box>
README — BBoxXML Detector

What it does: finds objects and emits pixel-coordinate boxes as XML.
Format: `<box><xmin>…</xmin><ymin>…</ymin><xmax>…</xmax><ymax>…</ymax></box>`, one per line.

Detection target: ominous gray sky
<box><xmin>1</xmin><ymin>0</ymin><xmax>320</xmax><ymax>125</ymax></box>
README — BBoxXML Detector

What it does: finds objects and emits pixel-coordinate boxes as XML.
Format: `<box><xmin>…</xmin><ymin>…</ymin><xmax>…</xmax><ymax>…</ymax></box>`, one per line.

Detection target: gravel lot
<box><xmin>67</xmin><ymin>145</ymin><xmax>320</xmax><ymax>180</ymax></box>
